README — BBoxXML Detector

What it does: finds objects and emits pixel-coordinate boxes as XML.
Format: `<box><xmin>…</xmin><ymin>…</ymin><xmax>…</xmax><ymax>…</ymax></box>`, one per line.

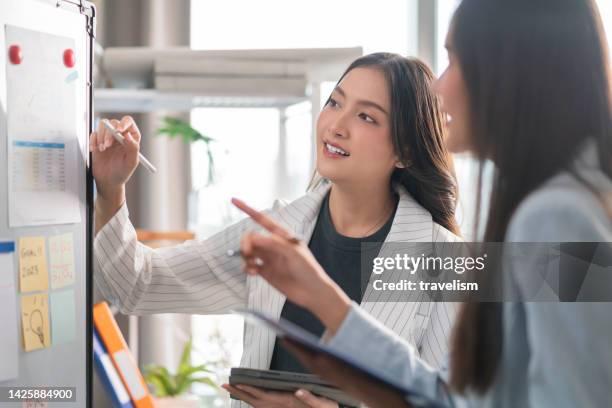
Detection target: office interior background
<box><xmin>91</xmin><ymin>0</ymin><xmax>612</xmax><ymax>405</ymax></box>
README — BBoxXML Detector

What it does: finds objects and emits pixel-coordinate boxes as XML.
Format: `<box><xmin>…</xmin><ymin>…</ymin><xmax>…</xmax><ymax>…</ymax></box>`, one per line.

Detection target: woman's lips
<box><xmin>322</xmin><ymin>141</ymin><xmax>350</xmax><ymax>158</ymax></box>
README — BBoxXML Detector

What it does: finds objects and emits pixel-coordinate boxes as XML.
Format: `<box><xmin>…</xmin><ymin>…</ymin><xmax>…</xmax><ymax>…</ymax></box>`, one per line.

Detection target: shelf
<box><xmin>94</xmin><ymin>47</ymin><xmax>363</xmax><ymax>113</ymax></box>
<box><xmin>94</xmin><ymin>88</ymin><xmax>309</xmax><ymax>112</ymax></box>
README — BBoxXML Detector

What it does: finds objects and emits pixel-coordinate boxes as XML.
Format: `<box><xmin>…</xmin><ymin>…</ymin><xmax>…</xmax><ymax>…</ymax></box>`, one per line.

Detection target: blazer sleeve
<box><xmin>93</xmin><ymin>201</ymin><xmax>281</xmax><ymax>315</ymax></box>
<box><xmin>504</xmin><ymin>188</ymin><xmax>612</xmax><ymax>407</ymax></box>
<box><xmin>326</xmin><ymin>303</ymin><xmax>458</xmax><ymax>407</ymax></box>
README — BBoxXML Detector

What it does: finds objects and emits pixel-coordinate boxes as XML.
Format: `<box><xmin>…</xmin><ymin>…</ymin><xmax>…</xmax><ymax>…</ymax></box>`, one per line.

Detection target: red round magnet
<box><xmin>63</xmin><ymin>49</ymin><xmax>75</xmax><ymax>68</ymax></box>
<box><xmin>8</xmin><ymin>45</ymin><xmax>22</xmax><ymax>65</ymax></box>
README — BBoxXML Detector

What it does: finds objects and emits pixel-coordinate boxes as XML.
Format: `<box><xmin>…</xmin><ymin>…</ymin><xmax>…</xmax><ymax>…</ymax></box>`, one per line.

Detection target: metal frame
<box><xmin>55</xmin><ymin>1</ymin><xmax>96</xmax><ymax>407</ymax></box>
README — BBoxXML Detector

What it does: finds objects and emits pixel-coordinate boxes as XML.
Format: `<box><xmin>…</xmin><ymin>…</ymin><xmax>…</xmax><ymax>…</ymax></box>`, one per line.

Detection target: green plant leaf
<box><xmin>174</xmin><ymin>364</ymin><xmax>215</xmax><ymax>395</ymax></box>
<box><xmin>143</xmin><ymin>338</ymin><xmax>218</xmax><ymax>397</ymax></box>
<box><xmin>157</xmin><ymin>117</ymin><xmax>215</xmax><ymax>144</ymax></box>
<box><xmin>144</xmin><ymin>366</ymin><xmax>178</xmax><ymax>396</ymax></box>
<box><xmin>145</xmin><ymin>374</ymin><xmax>169</xmax><ymax>397</ymax></box>
<box><xmin>176</xmin><ymin>364</ymin><xmax>214</xmax><ymax>387</ymax></box>
<box><xmin>178</xmin><ymin>338</ymin><xmax>193</xmax><ymax>375</ymax></box>
<box><xmin>156</xmin><ymin>116</ymin><xmax>217</xmax><ymax>185</ymax></box>
<box><xmin>145</xmin><ymin>371</ymin><xmax>177</xmax><ymax>397</ymax></box>
<box><xmin>192</xmin><ymin>377</ymin><xmax>218</xmax><ymax>388</ymax></box>
<box><xmin>182</xmin><ymin>364</ymin><xmax>215</xmax><ymax>376</ymax></box>
<box><xmin>175</xmin><ymin>376</ymin><xmax>218</xmax><ymax>395</ymax></box>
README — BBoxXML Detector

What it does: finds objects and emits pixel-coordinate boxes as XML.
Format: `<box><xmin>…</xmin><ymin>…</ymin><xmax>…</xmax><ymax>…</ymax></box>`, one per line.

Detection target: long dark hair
<box><xmin>450</xmin><ymin>0</ymin><xmax>612</xmax><ymax>393</ymax></box>
<box><xmin>312</xmin><ymin>53</ymin><xmax>460</xmax><ymax>235</ymax></box>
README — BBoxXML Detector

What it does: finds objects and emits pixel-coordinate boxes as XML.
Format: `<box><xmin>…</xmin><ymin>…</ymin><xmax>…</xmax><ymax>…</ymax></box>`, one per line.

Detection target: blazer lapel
<box><xmin>247</xmin><ymin>182</ymin><xmax>331</xmax><ymax>369</ymax></box>
<box><xmin>361</xmin><ymin>185</ymin><xmax>435</xmax><ymax>344</ymax></box>
<box><xmin>385</xmin><ymin>184</ymin><xmax>434</xmax><ymax>242</ymax></box>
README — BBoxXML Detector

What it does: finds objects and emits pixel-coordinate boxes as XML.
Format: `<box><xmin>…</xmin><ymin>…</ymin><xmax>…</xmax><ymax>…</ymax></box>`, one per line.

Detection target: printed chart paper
<box><xmin>6</xmin><ymin>25</ymin><xmax>81</xmax><ymax>227</ymax></box>
<box><xmin>0</xmin><ymin>242</ymin><xmax>19</xmax><ymax>382</ymax></box>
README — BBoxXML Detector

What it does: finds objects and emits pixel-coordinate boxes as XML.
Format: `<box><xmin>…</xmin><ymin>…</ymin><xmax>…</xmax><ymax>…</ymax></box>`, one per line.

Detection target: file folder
<box><xmin>94</xmin><ymin>302</ymin><xmax>154</xmax><ymax>408</ymax></box>
<box><xmin>93</xmin><ymin>328</ymin><xmax>134</xmax><ymax>408</ymax></box>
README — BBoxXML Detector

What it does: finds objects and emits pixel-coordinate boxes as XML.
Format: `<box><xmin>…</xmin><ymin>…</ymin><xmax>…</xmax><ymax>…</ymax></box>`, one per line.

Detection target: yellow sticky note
<box><xmin>21</xmin><ymin>294</ymin><xmax>51</xmax><ymax>351</ymax></box>
<box><xmin>49</xmin><ymin>233</ymin><xmax>75</xmax><ymax>289</ymax></box>
<box><xmin>22</xmin><ymin>400</ymin><xmax>48</xmax><ymax>408</ymax></box>
<box><xmin>19</xmin><ymin>237</ymin><xmax>48</xmax><ymax>292</ymax></box>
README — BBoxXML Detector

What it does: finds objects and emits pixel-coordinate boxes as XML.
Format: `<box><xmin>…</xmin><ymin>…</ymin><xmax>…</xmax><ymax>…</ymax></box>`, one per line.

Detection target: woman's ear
<box><xmin>395</xmin><ymin>159</ymin><xmax>410</xmax><ymax>169</ymax></box>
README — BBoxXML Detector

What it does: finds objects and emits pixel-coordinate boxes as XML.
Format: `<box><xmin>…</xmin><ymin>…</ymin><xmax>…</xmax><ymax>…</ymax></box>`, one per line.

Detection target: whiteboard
<box><xmin>0</xmin><ymin>0</ymin><xmax>93</xmax><ymax>407</ymax></box>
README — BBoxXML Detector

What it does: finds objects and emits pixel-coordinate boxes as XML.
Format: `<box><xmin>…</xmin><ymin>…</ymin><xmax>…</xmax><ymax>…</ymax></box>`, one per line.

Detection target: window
<box><xmin>191</xmin><ymin>0</ymin><xmax>410</xmax><ymax>54</ymax></box>
<box><xmin>435</xmin><ymin>0</ymin><xmax>460</xmax><ymax>76</ymax></box>
<box><xmin>597</xmin><ymin>0</ymin><xmax>612</xmax><ymax>55</ymax></box>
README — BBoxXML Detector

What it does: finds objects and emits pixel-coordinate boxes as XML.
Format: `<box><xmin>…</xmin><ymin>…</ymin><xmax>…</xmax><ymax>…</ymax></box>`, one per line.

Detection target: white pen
<box><xmin>226</xmin><ymin>235</ymin><xmax>301</xmax><ymax>257</ymax></box>
<box><xmin>101</xmin><ymin>119</ymin><xmax>157</xmax><ymax>174</ymax></box>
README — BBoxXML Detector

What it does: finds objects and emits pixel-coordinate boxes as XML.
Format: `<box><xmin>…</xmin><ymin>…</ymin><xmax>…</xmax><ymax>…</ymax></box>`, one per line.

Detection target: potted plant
<box><xmin>144</xmin><ymin>338</ymin><xmax>217</xmax><ymax>408</ymax></box>
<box><xmin>157</xmin><ymin>116</ymin><xmax>217</xmax><ymax>186</ymax></box>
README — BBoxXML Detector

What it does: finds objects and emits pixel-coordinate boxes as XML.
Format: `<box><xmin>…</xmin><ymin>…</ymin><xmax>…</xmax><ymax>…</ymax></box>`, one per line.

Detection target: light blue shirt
<box><xmin>326</xmin><ymin>143</ymin><xmax>612</xmax><ymax>407</ymax></box>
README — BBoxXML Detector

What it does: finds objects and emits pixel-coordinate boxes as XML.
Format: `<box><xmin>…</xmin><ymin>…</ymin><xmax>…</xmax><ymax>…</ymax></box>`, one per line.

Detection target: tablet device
<box><xmin>233</xmin><ymin>309</ymin><xmax>446</xmax><ymax>408</ymax></box>
<box><xmin>229</xmin><ymin>368</ymin><xmax>361</xmax><ymax>407</ymax></box>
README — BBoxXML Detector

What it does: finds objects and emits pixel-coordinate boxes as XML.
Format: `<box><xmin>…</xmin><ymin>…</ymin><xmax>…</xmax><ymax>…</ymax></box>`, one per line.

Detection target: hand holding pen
<box><xmin>101</xmin><ymin>119</ymin><xmax>157</xmax><ymax>173</ymax></box>
<box><xmin>90</xmin><ymin>116</ymin><xmax>155</xmax><ymax>234</ymax></box>
<box><xmin>90</xmin><ymin>115</ymin><xmax>157</xmax><ymax>190</ymax></box>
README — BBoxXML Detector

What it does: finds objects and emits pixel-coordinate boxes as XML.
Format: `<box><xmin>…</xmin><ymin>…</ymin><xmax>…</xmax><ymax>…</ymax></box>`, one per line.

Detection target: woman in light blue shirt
<box><xmin>234</xmin><ymin>0</ymin><xmax>612</xmax><ymax>406</ymax></box>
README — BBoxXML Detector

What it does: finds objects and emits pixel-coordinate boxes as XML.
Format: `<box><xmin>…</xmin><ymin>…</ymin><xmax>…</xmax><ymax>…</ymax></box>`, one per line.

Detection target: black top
<box><xmin>268</xmin><ymin>192</ymin><xmax>398</xmax><ymax>373</ymax></box>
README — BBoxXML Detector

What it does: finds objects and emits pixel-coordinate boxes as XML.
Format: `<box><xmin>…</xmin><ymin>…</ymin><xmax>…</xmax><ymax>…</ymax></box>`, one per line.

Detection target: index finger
<box><xmin>231</xmin><ymin>198</ymin><xmax>298</xmax><ymax>242</ymax></box>
<box><xmin>118</xmin><ymin>115</ymin><xmax>141</xmax><ymax>142</ymax></box>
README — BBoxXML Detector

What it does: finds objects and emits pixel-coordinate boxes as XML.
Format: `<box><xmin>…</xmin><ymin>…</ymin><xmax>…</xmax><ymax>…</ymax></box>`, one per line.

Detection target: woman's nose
<box><xmin>328</xmin><ymin>114</ymin><xmax>350</xmax><ymax>138</ymax></box>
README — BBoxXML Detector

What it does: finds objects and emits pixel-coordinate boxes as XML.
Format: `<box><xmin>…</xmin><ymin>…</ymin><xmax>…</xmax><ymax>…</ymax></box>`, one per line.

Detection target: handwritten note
<box><xmin>19</xmin><ymin>237</ymin><xmax>48</xmax><ymax>292</ymax></box>
<box><xmin>22</xmin><ymin>400</ymin><xmax>48</xmax><ymax>408</ymax></box>
<box><xmin>50</xmin><ymin>289</ymin><xmax>76</xmax><ymax>345</ymax></box>
<box><xmin>21</xmin><ymin>294</ymin><xmax>51</xmax><ymax>351</ymax></box>
<box><xmin>49</xmin><ymin>233</ymin><xmax>75</xmax><ymax>289</ymax></box>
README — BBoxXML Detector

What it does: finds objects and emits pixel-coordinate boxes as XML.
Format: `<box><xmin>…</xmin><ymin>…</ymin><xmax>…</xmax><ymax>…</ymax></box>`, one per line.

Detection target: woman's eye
<box><xmin>327</xmin><ymin>98</ymin><xmax>339</xmax><ymax>108</ymax></box>
<box><xmin>359</xmin><ymin>113</ymin><xmax>375</xmax><ymax>123</ymax></box>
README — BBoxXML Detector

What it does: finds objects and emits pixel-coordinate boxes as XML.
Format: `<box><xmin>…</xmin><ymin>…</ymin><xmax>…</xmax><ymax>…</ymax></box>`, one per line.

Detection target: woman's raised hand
<box><xmin>89</xmin><ymin>116</ymin><xmax>141</xmax><ymax>203</ymax></box>
<box><xmin>232</xmin><ymin>198</ymin><xmax>352</xmax><ymax>333</ymax></box>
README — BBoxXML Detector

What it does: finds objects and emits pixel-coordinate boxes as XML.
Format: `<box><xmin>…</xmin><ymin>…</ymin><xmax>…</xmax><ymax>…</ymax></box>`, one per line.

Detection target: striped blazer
<box><xmin>94</xmin><ymin>181</ymin><xmax>461</xmax><ymax>407</ymax></box>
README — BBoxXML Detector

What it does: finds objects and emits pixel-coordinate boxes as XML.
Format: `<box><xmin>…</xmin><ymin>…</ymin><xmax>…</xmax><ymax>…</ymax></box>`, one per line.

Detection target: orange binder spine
<box><xmin>93</xmin><ymin>302</ymin><xmax>155</xmax><ymax>408</ymax></box>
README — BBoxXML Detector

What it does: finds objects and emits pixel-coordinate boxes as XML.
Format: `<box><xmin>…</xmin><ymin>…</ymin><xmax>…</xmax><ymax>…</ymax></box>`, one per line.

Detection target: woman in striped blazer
<box><xmin>90</xmin><ymin>53</ymin><xmax>461</xmax><ymax>407</ymax></box>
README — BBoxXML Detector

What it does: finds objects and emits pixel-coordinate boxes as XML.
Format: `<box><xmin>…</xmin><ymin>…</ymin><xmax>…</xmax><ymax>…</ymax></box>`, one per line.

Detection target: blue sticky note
<box><xmin>50</xmin><ymin>289</ymin><xmax>76</xmax><ymax>345</ymax></box>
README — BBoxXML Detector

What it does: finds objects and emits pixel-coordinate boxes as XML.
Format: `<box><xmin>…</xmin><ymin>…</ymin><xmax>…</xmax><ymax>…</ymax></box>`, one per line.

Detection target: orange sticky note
<box><xmin>18</xmin><ymin>237</ymin><xmax>48</xmax><ymax>292</ymax></box>
<box><xmin>21</xmin><ymin>293</ymin><xmax>51</xmax><ymax>351</ymax></box>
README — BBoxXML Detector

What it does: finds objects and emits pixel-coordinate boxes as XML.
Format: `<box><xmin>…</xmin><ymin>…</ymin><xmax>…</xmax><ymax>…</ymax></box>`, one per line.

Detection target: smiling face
<box><xmin>433</xmin><ymin>29</ymin><xmax>472</xmax><ymax>154</ymax></box>
<box><xmin>315</xmin><ymin>67</ymin><xmax>400</xmax><ymax>187</ymax></box>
